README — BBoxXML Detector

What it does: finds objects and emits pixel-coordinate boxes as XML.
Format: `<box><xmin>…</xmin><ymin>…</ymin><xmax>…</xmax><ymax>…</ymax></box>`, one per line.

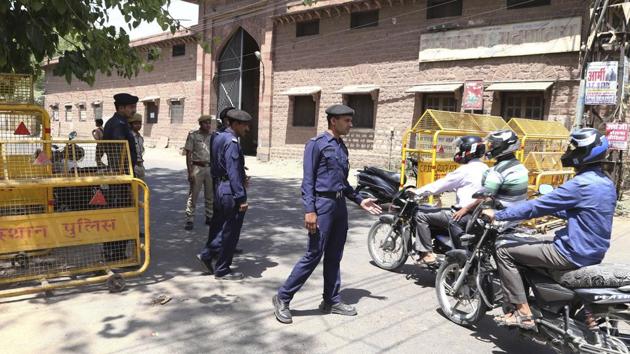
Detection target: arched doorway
<box><xmin>217</xmin><ymin>28</ymin><xmax>260</xmax><ymax>156</ymax></box>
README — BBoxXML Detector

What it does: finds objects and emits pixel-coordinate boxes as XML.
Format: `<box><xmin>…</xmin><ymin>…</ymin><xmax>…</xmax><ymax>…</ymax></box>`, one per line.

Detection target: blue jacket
<box><xmin>496</xmin><ymin>166</ymin><xmax>616</xmax><ymax>267</ymax></box>
<box><xmin>301</xmin><ymin>131</ymin><xmax>363</xmax><ymax>213</ymax></box>
<box><xmin>103</xmin><ymin>113</ymin><xmax>138</xmax><ymax>166</ymax></box>
<box><xmin>213</xmin><ymin>128</ymin><xmax>247</xmax><ymax>204</ymax></box>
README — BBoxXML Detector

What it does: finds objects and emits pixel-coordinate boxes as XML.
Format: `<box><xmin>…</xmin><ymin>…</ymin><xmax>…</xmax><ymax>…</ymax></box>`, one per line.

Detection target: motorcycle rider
<box><xmin>482</xmin><ymin>128</ymin><xmax>616</xmax><ymax>331</ymax></box>
<box><xmin>451</xmin><ymin>130</ymin><xmax>529</xmax><ymax>238</ymax></box>
<box><xmin>411</xmin><ymin>136</ymin><xmax>488</xmax><ymax>264</ymax></box>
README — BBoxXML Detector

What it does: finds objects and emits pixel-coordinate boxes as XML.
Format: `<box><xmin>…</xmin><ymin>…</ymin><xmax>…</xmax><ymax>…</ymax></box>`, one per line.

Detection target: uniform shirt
<box><xmin>416</xmin><ymin>158</ymin><xmax>488</xmax><ymax>208</ymax></box>
<box><xmin>184</xmin><ymin>129</ymin><xmax>212</xmax><ymax>163</ymax></box>
<box><xmin>214</xmin><ymin>128</ymin><xmax>247</xmax><ymax>204</ymax></box>
<box><xmin>132</xmin><ymin>131</ymin><xmax>144</xmax><ymax>164</ymax></box>
<box><xmin>301</xmin><ymin>131</ymin><xmax>364</xmax><ymax>213</ymax></box>
<box><xmin>481</xmin><ymin>157</ymin><xmax>529</xmax><ymax>208</ymax></box>
<box><xmin>103</xmin><ymin>113</ymin><xmax>138</xmax><ymax>166</ymax></box>
<box><xmin>210</xmin><ymin>127</ymin><xmax>228</xmax><ymax>176</ymax></box>
<box><xmin>496</xmin><ymin>166</ymin><xmax>616</xmax><ymax>267</ymax></box>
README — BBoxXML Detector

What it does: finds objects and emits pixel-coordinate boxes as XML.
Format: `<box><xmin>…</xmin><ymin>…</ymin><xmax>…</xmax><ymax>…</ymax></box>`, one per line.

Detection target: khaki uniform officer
<box><xmin>184</xmin><ymin>115</ymin><xmax>214</xmax><ymax>230</ymax></box>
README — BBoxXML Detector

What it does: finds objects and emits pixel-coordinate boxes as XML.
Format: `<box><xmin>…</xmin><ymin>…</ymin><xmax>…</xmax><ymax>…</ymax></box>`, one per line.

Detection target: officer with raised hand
<box><xmin>203</xmin><ymin>109</ymin><xmax>251</xmax><ymax>280</ymax></box>
<box><xmin>273</xmin><ymin>104</ymin><xmax>382</xmax><ymax>324</ymax></box>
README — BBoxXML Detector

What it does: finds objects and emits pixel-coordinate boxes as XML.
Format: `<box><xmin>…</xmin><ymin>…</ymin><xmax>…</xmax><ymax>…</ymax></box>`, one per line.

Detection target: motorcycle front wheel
<box><xmin>367</xmin><ymin>220</ymin><xmax>408</xmax><ymax>271</ymax></box>
<box><xmin>435</xmin><ymin>258</ymin><xmax>488</xmax><ymax>326</ymax></box>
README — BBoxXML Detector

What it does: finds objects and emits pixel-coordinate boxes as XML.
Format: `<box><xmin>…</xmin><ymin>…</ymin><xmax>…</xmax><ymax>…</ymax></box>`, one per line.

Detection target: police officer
<box><xmin>272</xmin><ymin>104</ymin><xmax>382</xmax><ymax>324</ymax></box>
<box><xmin>196</xmin><ymin>107</ymin><xmax>237</xmax><ymax>271</ymax></box>
<box><xmin>200</xmin><ymin>109</ymin><xmax>251</xmax><ymax>280</ymax></box>
<box><xmin>103</xmin><ymin>93</ymin><xmax>139</xmax><ymax>173</ymax></box>
<box><xmin>102</xmin><ymin>93</ymin><xmax>139</xmax><ymax>262</ymax></box>
<box><xmin>184</xmin><ymin>115</ymin><xmax>214</xmax><ymax>231</ymax></box>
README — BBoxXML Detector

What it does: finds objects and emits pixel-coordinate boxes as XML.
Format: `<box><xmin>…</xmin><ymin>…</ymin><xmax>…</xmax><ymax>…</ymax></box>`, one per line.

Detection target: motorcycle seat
<box><xmin>549</xmin><ymin>263</ymin><xmax>630</xmax><ymax>289</ymax></box>
<box><xmin>364</xmin><ymin>167</ymin><xmax>401</xmax><ymax>186</ymax></box>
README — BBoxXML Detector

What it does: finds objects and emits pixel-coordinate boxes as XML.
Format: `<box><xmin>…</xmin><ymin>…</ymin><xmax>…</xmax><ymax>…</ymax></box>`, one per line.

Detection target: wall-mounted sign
<box><xmin>462</xmin><ymin>80</ymin><xmax>484</xmax><ymax>110</ymax></box>
<box><xmin>419</xmin><ymin>17</ymin><xmax>582</xmax><ymax>62</ymax></box>
<box><xmin>606</xmin><ymin>123</ymin><xmax>629</xmax><ymax>151</ymax></box>
<box><xmin>585</xmin><ymin>61</ymin><xmax>618</xmax><ymax>105</ymax></box>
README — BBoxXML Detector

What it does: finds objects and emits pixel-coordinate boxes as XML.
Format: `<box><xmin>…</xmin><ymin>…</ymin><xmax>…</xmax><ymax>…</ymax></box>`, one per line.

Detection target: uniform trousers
<box><xmin>208</xmin><ymin>181</ymin><xmax>246</xmax><ymax>276</ymax></box>
<box><xmin>185</xmin><ymin>165</ymin><xmax>213</xmax><ymax>222</ymax></box>
<box><xmin>278</xmin><ymin>196</ymin><xmax>348</xmax><ymax>304</ymax></box>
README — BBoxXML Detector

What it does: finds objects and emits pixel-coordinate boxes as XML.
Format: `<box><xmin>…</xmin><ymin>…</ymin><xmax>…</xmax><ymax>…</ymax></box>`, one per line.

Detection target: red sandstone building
<box><xmin>45</xmin><ymin>0</ymin><xmax>587</xmax><ymax>165</ymax></box>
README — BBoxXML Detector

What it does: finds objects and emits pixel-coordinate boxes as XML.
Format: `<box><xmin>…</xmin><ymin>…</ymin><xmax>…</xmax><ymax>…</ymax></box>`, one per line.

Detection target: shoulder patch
<box><xmin>231</xmin><ymin>137</ymin><xmax>238</xmax><ymax>143</ymax></box>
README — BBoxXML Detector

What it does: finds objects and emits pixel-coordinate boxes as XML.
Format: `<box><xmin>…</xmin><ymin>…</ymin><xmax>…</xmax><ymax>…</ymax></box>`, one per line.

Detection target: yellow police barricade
<box><xmin>507</xmin><ymin>118</ymin><xmax>570</xmax><ymax>163</ymax></box>
<box><xmin>0</xmin><ymin>74</ymin><xmax>150</xmax><ymax>298</ymax></box>
<box><xmin>400</xmin><ymin>110</ymin><xmax>509</xmax><ymax>197</ymax></box>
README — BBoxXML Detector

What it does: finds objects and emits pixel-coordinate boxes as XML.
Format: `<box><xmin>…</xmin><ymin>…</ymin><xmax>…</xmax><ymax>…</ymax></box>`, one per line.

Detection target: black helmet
<box><xmin>485</xmin><ymin>130</ymin><xmax>520</xmax><ymax>159</ymax></box>
<box><xmin>561</xmin><ymin>128</ymin><xmax>609</xmax><ymax>168</ymax></box>
<box><xmin>453</xmin><ymin>135</ymin><xmax>485</xmax><ymax>164</ymax></box>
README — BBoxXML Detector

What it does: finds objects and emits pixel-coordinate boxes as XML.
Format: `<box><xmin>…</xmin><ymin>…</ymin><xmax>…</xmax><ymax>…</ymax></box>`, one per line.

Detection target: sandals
<box><xmin>494</xmin><ymin>310</ymin><xmax>537</xmax><ymax>331</ymax></box>
<box><xmin>414</xmin><ymin>252</ymin><xmax>438</xmax><ymax>266</ymax></box>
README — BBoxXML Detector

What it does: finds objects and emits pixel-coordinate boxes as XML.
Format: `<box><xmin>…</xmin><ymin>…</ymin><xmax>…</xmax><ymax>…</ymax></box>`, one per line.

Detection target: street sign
<box><xmin>585</xmin><ymin>61</ymin><xmax>618</xmax><ymax>105</ymax></box>
<box><xmin>462</xmin><ymin>80</ymin><xmax>484</xmax><ymax>110</ymax></box>
<box><xmin>605</xmin><ymin>122</ymin><xmax>629</xmax><ymax>151</ymax></box>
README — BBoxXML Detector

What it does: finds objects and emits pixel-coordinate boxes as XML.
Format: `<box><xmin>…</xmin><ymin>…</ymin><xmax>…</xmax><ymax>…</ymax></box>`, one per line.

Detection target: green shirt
<box><xmin>481</xmin><ymin>158</ymin><xmax>529</xmax><ymax>207</ymax></box>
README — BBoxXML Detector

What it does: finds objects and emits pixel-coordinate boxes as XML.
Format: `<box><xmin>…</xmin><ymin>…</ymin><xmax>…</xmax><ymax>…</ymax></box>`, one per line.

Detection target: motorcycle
<box><xmin>367</xmin><ymin>186</ymin><xmax>455</xmax><ymax>271</ymax></box>
<box><xmin>355</xmin><ymin>157</ymin><xmax>418</xmax><ymax>204</ymax></box>
<box><xmin>435</xmin><ymin>186</ymin><xmax>630</xmax><ymax>354</ymax></box>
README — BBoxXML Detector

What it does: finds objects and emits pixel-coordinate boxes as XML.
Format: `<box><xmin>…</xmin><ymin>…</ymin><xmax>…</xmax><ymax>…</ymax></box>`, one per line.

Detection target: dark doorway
<box><xmin>217</xmin><ymin>28</ymin><xmax>260</xmax><ymax>156</ymax></box>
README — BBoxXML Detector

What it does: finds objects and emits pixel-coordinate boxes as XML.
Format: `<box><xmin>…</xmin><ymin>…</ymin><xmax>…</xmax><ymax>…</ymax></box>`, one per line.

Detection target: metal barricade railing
<box><xmin>507</xmin><ymin>118</ymin><xmax>570</xmax><ymax>162</ymax></box>
<box><xmin>0</xmin><ymin>139</ymin><xmax>149</xmax><ymax>298</ymax></box>
<box><xmin>401</xmin><ymin>110</ymin><xmax>508</xmax><ymax>196</ymax></box>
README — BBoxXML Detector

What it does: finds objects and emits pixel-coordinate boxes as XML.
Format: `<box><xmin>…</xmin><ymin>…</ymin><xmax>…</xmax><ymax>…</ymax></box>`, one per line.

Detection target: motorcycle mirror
<box><xmin>68</xmin><ymin>131</ymin><xmax>78</xmax><ymax>140</ymax></box>
<box><xmin>538</xmin><ymin>184</ymin><xmax>554</xmax><ymax>195</ymax></box>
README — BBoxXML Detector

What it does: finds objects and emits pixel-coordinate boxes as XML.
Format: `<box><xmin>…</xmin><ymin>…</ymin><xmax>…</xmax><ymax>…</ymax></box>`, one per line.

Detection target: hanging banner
<box><xmin>462</xmin><ymin>80</ymin><xmax>484</xmax><ymax>110</ymax></box>
<box><xmin>585</xmin><ymin>61</ymin><xmax>618</xmax><ymax>105</ymax></box>
<box><xmin>606</xmin><ymin>123</ymin><xmax>629</xmax><ymax>151</ymax></box>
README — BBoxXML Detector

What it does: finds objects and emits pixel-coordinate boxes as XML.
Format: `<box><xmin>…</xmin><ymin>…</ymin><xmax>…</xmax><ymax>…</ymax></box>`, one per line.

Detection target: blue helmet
<box><xmin>560</xmin><ymin>128</ymin><xmax>609</xmax><ymax>168</ymax></box>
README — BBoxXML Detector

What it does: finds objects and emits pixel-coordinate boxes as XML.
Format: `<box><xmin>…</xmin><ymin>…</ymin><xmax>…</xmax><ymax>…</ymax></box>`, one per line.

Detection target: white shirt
<box><xmin>416</xmin><ymin>159</ymin><xmax>489</xmax><ymax>208</ymax></box>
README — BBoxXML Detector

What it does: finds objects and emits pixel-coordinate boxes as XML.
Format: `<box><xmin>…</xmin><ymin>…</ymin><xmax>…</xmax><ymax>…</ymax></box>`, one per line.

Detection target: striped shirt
<box><xmin>481</xmin><ymin>158</ymin><xmax>529</xmax><ymax>207</ymax></box>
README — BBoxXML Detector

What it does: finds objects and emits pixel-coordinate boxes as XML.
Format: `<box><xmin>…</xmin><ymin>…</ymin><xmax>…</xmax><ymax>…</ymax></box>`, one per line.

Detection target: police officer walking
<box><xmin>273</xmin><ymin>104</ymin><xmax>382</xmax><ymax>324</ymax></box>
<box><xmin>184</xmin><ymin>115</ymin><xmax>214</xmax><ymax>231</ymax></box>
<box><xmin>198</xmin><ymin>109</ymin><xmax>251</xmax><ymax>280</ymax></box>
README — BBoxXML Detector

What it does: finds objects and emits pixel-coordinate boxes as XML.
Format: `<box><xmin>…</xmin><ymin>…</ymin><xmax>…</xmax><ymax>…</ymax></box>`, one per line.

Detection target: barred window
<box><xmin>345</xmin><ymin>94</ymin><xmax>375</xmax><ymax>129</ymax></box>
<box><xmin>170</xmin><ymin>100</ymin><xmax>184</xmax><ymax>124</ymax></box>
<box><xmin>292</xmin><ymin>96</ymin><xmax>316</xmax><ymax>127</ymax></box>
<box><xmin>296</xmin><ymin>20</ymin><xmax>320</xmax><ymax>37</ymax></box>
<box><xmin>423</xmin><ymin>94</ymin><xmax>457</xmax><ymax>112</ymax></box>
<box><xmin>351</xmin><ymin>10</ymin><xmax>379</xmax><ymax>29</ymax></box>
<box><xmin>502</xmin><ymin>92</ymin><xmax>544</xmax><ymax>120</ymax></box>
<box><xmin>427</xmin><ymin>0</ymin><xmax>463</xmax><ymax>19</ymax></box>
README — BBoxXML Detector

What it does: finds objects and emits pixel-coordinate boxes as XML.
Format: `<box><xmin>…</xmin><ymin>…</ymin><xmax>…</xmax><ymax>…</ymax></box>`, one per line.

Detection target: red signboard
<box><xmin>462</xmin><ymin>80</ymin><xmax>484</xmax><ymax>110</ymax></box>
<box><xmin>606</xmin><ymin>123</ymin><xmax>629</xmax><ymax>151</ymax></box>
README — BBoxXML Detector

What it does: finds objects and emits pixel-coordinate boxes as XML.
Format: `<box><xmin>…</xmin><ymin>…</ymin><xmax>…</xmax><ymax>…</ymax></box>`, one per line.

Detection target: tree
<box><xmin>0</xmin><ymin>1</ymin><xmax>180</xmax><ymax>85</ymax></box>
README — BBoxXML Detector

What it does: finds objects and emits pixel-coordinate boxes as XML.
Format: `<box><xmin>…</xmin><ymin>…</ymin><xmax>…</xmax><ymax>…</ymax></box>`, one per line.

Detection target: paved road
<box><xmin>1</xmin><ymin>151</ymin><xmax>628</xmax><ymax>353</ymax></box>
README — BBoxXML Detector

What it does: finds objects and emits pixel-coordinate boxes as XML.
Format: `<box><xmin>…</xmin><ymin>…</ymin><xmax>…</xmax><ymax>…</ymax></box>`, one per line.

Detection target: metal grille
<box><xmin>0</xmin><ymin>240</ymin><xmax>139</xmax><ymax>283</ymax></box>
<box><xmin>413</xmin><ymin>110</ymin><xmax>509</xmax><ymax>133</ymax></box>
<box><xmin>522</xmin><ymin>138</ymin><xmax>568</xmax><ymax>156</ymax></box>
<box><xmin>0</xmin><ymin>141</ymin><xmax>133</xmax><ymax>181</ymax></box>
<box><xmin>217</xmin><ymin>29</ymin><xmax>243</xmax><ymax>113</ymax></box>
<box><xmin>508</xmin><ymin>118</ymin><xmax>569</xmax><ymax>138</ymax></box>
<box><xmin>523</xmin><ymin>152</ymin><xmax>565</xmax><ymax>172</ymax></box>
<box><xmin>0</xmin><ymin>74</ymin><xmax>34</xmax><ymax>104</ymax></box>
<box><xmin>0</xmin><ymin>110</ymin><xmax>43</xmax><ymax>140</ymax></box>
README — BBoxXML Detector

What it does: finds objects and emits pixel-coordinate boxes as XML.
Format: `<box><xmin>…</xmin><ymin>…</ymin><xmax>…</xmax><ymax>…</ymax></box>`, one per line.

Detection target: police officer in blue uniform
<box><xmin>272</xmin><ymin>104</ymin><xmax>382</xmax><ymax>324</ymax></box>
<box><xmin>198</xmin><ymin>109</ymin><xmax>251</xmax><ymax>280</ymax></box>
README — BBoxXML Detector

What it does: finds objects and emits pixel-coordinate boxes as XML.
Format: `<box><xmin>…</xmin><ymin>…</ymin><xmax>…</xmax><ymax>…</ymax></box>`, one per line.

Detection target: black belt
<box><xmin>316</xmin><ymin>191</ymin><xmax>343</xmax><ymax>199</ymax></box>
<box><xmin>192</xmin><ymin>161</ymin><xmax>210</xmax><ymax>167</ymax></box>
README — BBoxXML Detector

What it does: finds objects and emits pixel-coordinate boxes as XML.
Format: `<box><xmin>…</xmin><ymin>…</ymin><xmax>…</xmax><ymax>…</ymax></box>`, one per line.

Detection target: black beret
<box><xmin>114</xmin><ymin>93</ymin><xmax>138</xmax><ymax>105</ymax></box>
<box><xmin>219</xmin><ymin>106</ymin><xmax>235</xmax><ymax>120</ymax></box>
<box><xmin>226</xmin><ymin>109</ymin><xmax>252</xmax><ymax>122</ymax></box>
<box><xmin>325</xmin><ymin>104</ymin><xmax>354</xmax><ymax>117</ymax></box>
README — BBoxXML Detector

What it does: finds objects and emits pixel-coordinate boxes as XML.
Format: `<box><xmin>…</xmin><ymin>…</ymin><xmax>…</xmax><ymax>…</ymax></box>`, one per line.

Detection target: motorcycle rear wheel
<box><xmin>367</xmin><ymin>220</ymin><xmax>408</xmax><ymax>271</ymax></box>
<box><xmin>435</xmin><ymin>259</ymin><xmax>488</xmax><ymax>326</ymax></box>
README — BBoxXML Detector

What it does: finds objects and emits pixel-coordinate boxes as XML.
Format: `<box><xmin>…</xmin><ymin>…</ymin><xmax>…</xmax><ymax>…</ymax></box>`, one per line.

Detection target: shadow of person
<box><xmin>291</xmin><ymin>308</ymin><xmax>323</xmax><ymax>317</ymax></box>
<box><xmin>338</xmin><ymin>288</ymin><xmax>387</xmax><ymax>305</ymax></box>
<box><xmin>234</xmin><ymin>254</ymin><xmax>279</xmax><ymax>279</ymax></box>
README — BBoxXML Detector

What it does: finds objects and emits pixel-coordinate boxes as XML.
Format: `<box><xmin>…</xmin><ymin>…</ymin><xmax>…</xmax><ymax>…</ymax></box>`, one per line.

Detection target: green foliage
<box><xmin>0</xmin><ymin>0</ymin><xmax>180</xmax><ymax>85</ymax></box>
